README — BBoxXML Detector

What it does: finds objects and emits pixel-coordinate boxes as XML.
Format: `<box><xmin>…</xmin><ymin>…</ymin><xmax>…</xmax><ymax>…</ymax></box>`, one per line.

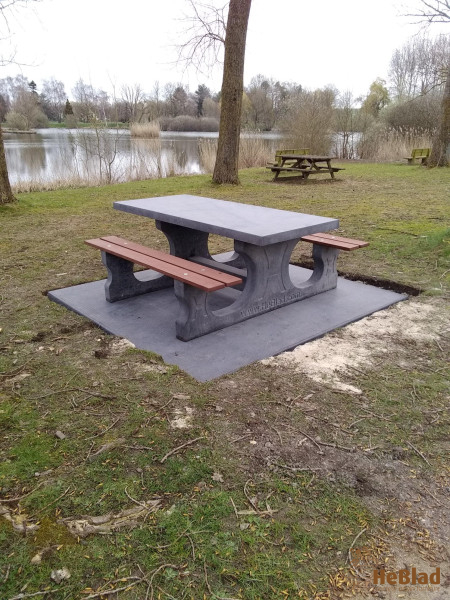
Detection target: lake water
<box><xmin>3</xmin><ymin>128</ymin><xmax>281</xmax><ymax>186</ymax></box>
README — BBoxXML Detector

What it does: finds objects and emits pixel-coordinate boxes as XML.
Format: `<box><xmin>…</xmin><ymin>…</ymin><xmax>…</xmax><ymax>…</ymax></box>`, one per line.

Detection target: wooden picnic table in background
<box><xmin>267</xmin><ymin>154</ymin><xmax>344</xmax><ymax>181</ymax></box>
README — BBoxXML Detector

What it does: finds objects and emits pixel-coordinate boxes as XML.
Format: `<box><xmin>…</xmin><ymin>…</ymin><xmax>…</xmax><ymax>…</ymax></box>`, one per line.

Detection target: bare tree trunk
<box><xmin>212</xmin><ymin>0</ymin><xmax>252</xmax><ymax>184</ymax></box>
<box><xmin>0</xmin><ymin>125</ymin><xmax>15</xmax><ymax>204</ymax></box>
<box><xmin>429</xmin><ymin>62</ymin><xmax>450</xmax><ymax>167</ymax></box>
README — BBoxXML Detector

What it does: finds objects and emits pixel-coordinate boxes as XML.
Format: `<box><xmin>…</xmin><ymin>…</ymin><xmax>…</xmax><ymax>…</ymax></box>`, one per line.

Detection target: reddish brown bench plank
<box><xmin>85</xmin><ymin>238</ymin><xmax>241</xmax><ymax>292</ymax></box>
<box><xmin>86</xmin><ymin>238</ymin><xmax>222</xmax><ymax>291</ymax></box>
<box><xmin>301</xmin><ymin>233</ymin><xmax>369</xmax><ymax>251</ymax></box>
<box><xmin>102</xmin><ymin>235</ymin><xmax>241</xmax><ymax>287</ymax></box>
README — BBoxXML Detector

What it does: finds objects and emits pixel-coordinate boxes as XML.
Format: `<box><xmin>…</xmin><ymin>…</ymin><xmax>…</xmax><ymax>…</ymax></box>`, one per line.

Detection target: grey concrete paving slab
<box><xmin>48</xmin><ymin>265</ymin><xmax>407</xmax><ymax>382</ymax></box>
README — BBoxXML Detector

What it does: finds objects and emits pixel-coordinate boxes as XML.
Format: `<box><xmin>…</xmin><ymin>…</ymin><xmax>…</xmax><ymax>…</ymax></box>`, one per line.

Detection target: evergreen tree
<box><xmin>194</xmin><ymin>84</ymin><xmax>210</xmax><ymax>117</ymax></box>
<box><xmin>64</xmin><ymin>99</ymin><xmax>74</xmax><ymax>116</ymax></box>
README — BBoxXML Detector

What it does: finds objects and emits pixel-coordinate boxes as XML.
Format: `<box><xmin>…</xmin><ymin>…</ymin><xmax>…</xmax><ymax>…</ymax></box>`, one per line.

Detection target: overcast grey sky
<box><xmin>1</xmin><ymin>0</ymin><xmax>447</xmax><ymax>99</ymax></box>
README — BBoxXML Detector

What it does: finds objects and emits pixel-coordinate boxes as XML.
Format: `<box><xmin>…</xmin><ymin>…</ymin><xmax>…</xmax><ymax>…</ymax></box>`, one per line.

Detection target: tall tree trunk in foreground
<box><xmin>213</xmin><ymin>0</ymin><xmax>252</xmax><ymax>184</ymax></box>
<box><xmin>0</xmin><ymin>125</ymin><xmax>15</xmax><ymax>204</ymax></box>
<box><xmin>428</xmin><ymin>62</ymin><xmax>450</xmax><ymax>167</ymax></box>
<box><xmin>0</xmin><ymin>0</ymin><xmax>42</xmax><ymax>204</ymax></box>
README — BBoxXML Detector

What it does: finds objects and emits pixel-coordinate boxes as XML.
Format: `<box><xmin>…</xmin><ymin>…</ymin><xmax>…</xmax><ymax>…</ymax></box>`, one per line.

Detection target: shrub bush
<box><xmin>130</xmin><ymin>121</ymin><xmax>160</xmax><ymax>138</ymax></box>
<box><xmin>357</xmin><ymin>124</ymin><xmax>432</xmax><ymax>161</ymax></box>
<box><xmin>160</xmin><ymin>115</ymin><xmax>219</xmax><ymax>132</ymax></box>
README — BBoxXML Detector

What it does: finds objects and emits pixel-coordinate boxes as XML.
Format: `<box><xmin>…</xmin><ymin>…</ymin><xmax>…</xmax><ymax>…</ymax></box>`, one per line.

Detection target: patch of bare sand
<box><xmin>262</xmin><ymin>299</ymin><xmax>448</xmax><ymax>394</ymax></box>
<box><xmin>260</xmin><ymin>297</ymin><xmax>449</xmax><ymax>599</ymax></box>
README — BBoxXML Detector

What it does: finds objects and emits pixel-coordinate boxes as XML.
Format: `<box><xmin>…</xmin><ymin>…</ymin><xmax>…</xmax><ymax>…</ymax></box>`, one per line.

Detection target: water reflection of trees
<box><xmin>4</xmin><ymin>129</ymin><xmax>279</xmax><ymax>187</ymax></box>
<box><xmin>4</xmin><ymin>135</ymin><xmax>46</xmax><ymax>181</ymax></box>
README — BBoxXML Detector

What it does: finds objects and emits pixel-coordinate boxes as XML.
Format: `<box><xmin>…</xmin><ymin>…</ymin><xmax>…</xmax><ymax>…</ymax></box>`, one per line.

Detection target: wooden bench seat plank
<box><xmin>301</xmin><ymin>235</ymin><xmax>358</xmax><ymax>250</ymax></box>
<box><xmin>268</xmin><ymin>166</ymin><xmax>344</xmax><ymax>173</ymax></box>
<box><xmin>306</xmin><ymin>232</ymin><xmax>369</xmax><ymax>247</ymax></box>
<box><xmin>102</xmin><ymin>235</ymin><xmax>242</xmax><ymax>287</ymax></box>
<box><xmin>85</xmin><ymin>238</ymin><xmax>226</xmax><ymax>292</ymax></box>
<box><xmin>301</xmin><ymin>233</ymin><xmax>369</xmax><ymax>251</ymax></box>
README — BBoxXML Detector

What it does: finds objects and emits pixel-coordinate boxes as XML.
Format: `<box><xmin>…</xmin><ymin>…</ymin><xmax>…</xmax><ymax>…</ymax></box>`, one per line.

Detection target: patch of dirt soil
<box><xmin>207</xmin><ymin>297</ymin><xmax>449</xmax><ymax>599</ymax></box>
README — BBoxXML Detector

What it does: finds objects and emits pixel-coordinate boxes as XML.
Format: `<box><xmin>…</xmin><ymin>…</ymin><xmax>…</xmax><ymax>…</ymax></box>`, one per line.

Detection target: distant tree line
<box><xmin>0</xmin><ymin>32</ymin><xmax>447</xmax><ymax>156</ymax></box>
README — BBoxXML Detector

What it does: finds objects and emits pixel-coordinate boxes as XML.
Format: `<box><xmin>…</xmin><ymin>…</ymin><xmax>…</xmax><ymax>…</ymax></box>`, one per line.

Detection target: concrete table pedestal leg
<box><xmin>173</xmin><ymin>239</ymin><xmax>340</xmax><ymax>341</ymax></box>
<box><xmin>102</xmin><ymin>251</ymin><xmax>173</xmax><ymax>302</ymax></box>
<box><xmin>156</xmin><ymin>221</ymin><xmax>211</xmax><ymax>259</ymax></box>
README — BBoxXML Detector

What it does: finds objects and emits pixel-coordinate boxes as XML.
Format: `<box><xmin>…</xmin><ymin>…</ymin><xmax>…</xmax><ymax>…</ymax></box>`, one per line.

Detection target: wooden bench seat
<box><xmin>268</xmin><ymin>166</ymin><xmax>345</xmax><ymax>180</ymax></box>
<box><xmin>404</xmin><ymin>148</ymin><xmax>430</xmax><ymax>165</ymax></box>
<box><xmin>301</xmin><ymin>232</ymin><xmax>369</xmax><ymax>251</ymax></box>
<box><xmin>86</xmin><ymin>235</ymin><xmax>242</xmax><ymax>295</ymax></box>
<box><xmin>270</xmin><ymin>166</ymin><xmax>344</xmax><ymax>173</ymax></box>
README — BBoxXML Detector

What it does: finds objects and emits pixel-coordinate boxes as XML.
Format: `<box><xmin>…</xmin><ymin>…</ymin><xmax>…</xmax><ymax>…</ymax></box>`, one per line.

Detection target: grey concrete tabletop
<box><xmin>113</xmin><ymin>195</ymin><xmax>339</xmax><ymax>246</ymax></box>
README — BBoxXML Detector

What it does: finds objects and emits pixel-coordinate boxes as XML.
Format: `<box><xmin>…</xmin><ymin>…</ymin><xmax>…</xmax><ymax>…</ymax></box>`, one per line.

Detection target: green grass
<box><xmin>0</xmin><ymin>163</ymin><xmax>449</xmax><ymax>599</ymax></box>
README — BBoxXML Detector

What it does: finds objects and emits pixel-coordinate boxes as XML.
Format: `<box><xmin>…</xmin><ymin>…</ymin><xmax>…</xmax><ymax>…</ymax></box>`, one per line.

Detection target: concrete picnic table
<box><xmin>112</xmin><ymin>195</ymin><xmax>340</xmax><ymax>340</ymax></box>
<box><xmin>268</xmin><ymin>154</ymin><xmax>344</xmax><ymax>180</ymax></box>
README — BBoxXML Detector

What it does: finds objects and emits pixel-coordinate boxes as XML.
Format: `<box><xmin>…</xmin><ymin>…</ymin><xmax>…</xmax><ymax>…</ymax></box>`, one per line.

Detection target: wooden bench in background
<box><xmin>404</xmin><ymin>148</ymin><xmax>430</xmax><ymax>165</ymax></box>
<box><xmin>86</xmin><ymin>235</ymin><xmax>242</xmax><ymax>302</ymax></box>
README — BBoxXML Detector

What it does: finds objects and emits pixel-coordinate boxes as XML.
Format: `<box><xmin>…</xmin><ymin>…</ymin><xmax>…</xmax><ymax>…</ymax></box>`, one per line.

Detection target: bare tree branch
<box><xmin>177</xmin><ymin>0</ymin><xmax>227</xmax><ymax>74</ymax></box>
<box><xmin>404</xmin><ymin>0</ymin><xmax>450</xmax><ymax>23</ymax></box>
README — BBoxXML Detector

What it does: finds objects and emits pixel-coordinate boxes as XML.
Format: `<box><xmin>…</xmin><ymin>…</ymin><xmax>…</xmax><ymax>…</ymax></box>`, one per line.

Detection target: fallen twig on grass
<box><xmin>272</xmin><ymin>462</ymin><xmax>324</xmax><ymax>472</ymax></box>
<box><xmin>204</xmin><ymin>559</ymin><xmax>212</xmax><ymax>594</ymax></box>
<box><xmin>317</xmin><ymin>441</ymin><xmax>355</xmax><ymax>452</ymax></box>
<box><xmin>407</xmin><ymin>441</ymin><xmax>431</xmax><ymax>466</ymax></box>
<box><xmin>203</xmin><ymin>559</ymin><xmax>240</xmax><ymax>600</ymax></box>
<box><xmin>30</xmin><ymin>387</ymin><xmax>116</xmax><ymax>401</ymax></box>
<box><xmin>348</xmin><ymin>416</ymin><xmax>371</xmax><ymax>428</ymax></box>
<box><xmin>3</xmin><ymin>563</ymin><xmax>10</xmax><ymax>583</ymax></box>
<box><xmin>148</xmin><ymin>397</ymin><xmax>175</xmax><ymax>418</ymax></box>
<box><xmin>86</xmin><ymin>417</ymin><xmax>121</xmax><ymax>439</ymax></box>
<box><xmin>33</xmin><ymin>486</ymin><xmax>72</xmax><ymax>516</ymax></box>
<box><xmin>186</xmin><ymin>533</ymin><xmax>195</xmax><ymax>560</ymax></box>
<box><xmin>236</xmin><ymin>508</ymin><xmax>277</xmax><ymax>516</ymax></box>
<box><xmin>0</xmin><ymin>481</ymin><xmax>44</xmax><ymax>504</ymax></box>
<box><xmin>0</xmin><ymin>359</ymin><xmax>32</xmax><ymax>379</ymax></box>
<box><xmin>83</xmin><ymin>579</ymin><xmax>142</xmax><ymax>599</ymax></box>
<box><xmin>307</xmin><ymin>413</ymin><xmax>354</xmax><ymax>435</ymax></box>
<box><xmin>348</xmin><ymin>527</ymin><xmax>368</xmax><ymax>580</ymax></box>
<box><xmin>270</xmin><ymin>425</ymin><xmax>283</xmax><ymax>444</ymax></box>
<box><xmin>159</xmin><ymin>436</ymin><xmax>205</xmax><ymax>463</ymax></box>
<box><xmin>230</xmin><ymin>497</ymin><xmax>239</xmax><ymax>519</ymax></box>
<box><xmin>295</xmin><ymin>429</ymin><xmax>324</xmax><ymax>454</ymax></box>
<box><xmin>360</xmin><ymin>407</ymin><xmax>395</xmax><ymax>421</ymax></box>
<box><xmin>231</xmin><ymin>433</ymin><xmax>252</xmax><ymax>443</ymax></box>
<box><xmin>60</xmin><ymin>498</ymin><xmax>161</xmax><ymax>537</ymax></box>
<box><xmin>72</xmin><ymin>387</ymin><xmax>117</xmax><ymax>400</ymax></box>
<box><xmin>260</xmin><ymin>399</ymin><xmax>296</xmax><ymax>409</ymax></box>
<box><xmin>124</xmin><ymin>487</ymin><xmax>148</xmax><ymax>509</ymax></box>
<box><xmin>243</xmin><ymin>479</ymin><xmax>260</xmax><ymax>513</ymax></box>
<box><xmin>7</xmin><ymin>589</ymin><xmax>59</xmax><ymax>600</ymax></box>
<box><xmin>88</xmin><ymin>438</ymin><xmax>126</xmax><ymax>461</ymax></box>
<box><xmin>144</xmin><ymin>563</ymin><xmax>182</xmax><ymax>600</ymax></box>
